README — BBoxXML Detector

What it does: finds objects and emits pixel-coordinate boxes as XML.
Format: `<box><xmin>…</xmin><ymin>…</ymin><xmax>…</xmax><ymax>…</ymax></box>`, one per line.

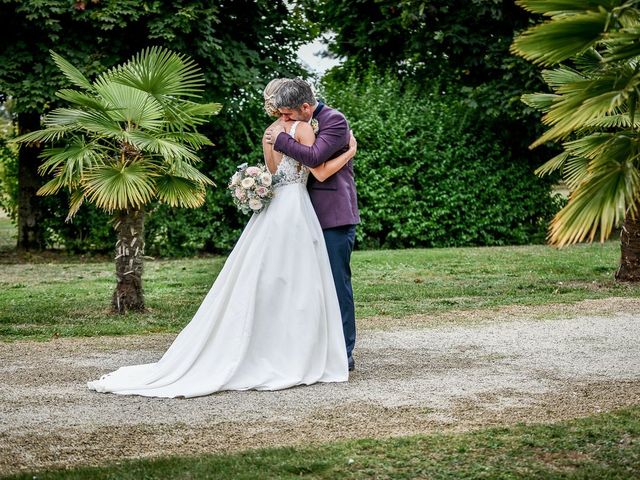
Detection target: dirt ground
<box><xmin>1</xmin><ymin>297</ymin><xmax>639</xmax><ymax>476</ymax></box>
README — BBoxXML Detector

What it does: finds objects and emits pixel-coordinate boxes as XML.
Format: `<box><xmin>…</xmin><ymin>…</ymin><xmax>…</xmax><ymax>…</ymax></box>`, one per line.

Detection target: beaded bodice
<box><xmin>272</xmin><ymin>121</ymin><xmax>309</xmax><ymax>188</ymax></box>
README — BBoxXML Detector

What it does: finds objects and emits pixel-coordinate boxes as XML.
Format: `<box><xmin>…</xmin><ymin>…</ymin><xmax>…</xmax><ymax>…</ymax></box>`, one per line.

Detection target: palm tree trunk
<box><xmin>112</xmin><ymin>207</ymin><xmax>146</xmax><ymax>313</ymax></box>
<box><xmin>615</xmin><ymin>199</ymin><xmax>640</xmax><ymax>282</ymax></box>
<box><xmin>17</xmin><ymin>111</ymin><xmax>46</xmax><ymax>251</ymax></box>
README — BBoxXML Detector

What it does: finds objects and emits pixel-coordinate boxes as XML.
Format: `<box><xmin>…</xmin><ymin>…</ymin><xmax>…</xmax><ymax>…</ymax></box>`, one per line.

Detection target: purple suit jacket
<box><xmin>274</xmin><ymin>103</ymin><xmax>360</xmax><ymax>230</ymax></box>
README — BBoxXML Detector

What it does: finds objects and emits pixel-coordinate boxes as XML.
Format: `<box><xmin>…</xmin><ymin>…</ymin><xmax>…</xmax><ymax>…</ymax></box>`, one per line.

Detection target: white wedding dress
<box><xmin>87</xmin><ymin>122</ymin><xmax>349</xmax><ymax>398</ymax></box>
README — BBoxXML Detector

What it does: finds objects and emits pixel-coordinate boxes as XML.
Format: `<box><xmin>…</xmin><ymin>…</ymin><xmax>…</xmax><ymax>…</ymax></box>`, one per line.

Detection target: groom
<box><xmin>264</xmin><ymin>78</ymin><xmax>360</xmax><ymax>371</ymax></box>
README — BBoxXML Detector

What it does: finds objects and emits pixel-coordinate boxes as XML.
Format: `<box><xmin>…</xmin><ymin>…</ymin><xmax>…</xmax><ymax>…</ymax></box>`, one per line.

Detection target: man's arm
<box><xmin>273</xmin><ymin>114</ymin><xmax>348</xmax><ymax>168</ymax></box>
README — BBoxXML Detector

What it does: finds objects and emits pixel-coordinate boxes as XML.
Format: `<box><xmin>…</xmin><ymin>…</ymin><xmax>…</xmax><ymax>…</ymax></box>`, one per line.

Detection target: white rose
<box><xmin>241</xmin><ymin>177</ymin><xmax>255</xmax><ymax>188</ymax></box>
<box><xmin>260</xmin><ymin>172</ymin><xmax>272</xmax><ymax>186</ymax></box>
<box><xmin>230</xmin><ymin>172</ymin><xmax>241</xmax><ymax>186</ymax></box>
<box><xmin>249</xmin><ymin>198</ymin><xmax>263</xmax><ymax>211</ymax></box>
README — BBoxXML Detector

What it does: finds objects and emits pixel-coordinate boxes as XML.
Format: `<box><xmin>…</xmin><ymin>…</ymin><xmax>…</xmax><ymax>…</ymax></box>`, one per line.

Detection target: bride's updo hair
<box><xmin>263</xmin><ymin>79</ymin><xmax>286</xmax><ymax>117</ymax></box>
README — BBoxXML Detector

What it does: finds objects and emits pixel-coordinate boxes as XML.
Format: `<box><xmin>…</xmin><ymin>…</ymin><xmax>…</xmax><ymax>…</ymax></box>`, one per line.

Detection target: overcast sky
<box><xmin>296</xmin><ymin>36</ymin><xmax>342</xmax><ymax>76</ymax></box>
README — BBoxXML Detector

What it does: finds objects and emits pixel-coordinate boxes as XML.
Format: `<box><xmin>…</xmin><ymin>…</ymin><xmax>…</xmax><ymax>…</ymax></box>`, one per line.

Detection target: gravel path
<box><xmin>1</xmin><ymin>301</ymin><xmax>639</xmax><ymax>475</ymax></box>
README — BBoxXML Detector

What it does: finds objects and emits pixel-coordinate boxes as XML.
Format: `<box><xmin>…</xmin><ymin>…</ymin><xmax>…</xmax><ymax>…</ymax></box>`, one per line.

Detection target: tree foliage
<box><xmin>304</xmin><ymin>0</ymin><xmax>544</xmax><ymax>122</ymax></box>
<box><xmin>0</xmin><ymin>0</ymin><xmax>311</xmax><ymax>112</ymax></box>
<box><xmin>0</xmin><ymin>0</ymin><xmax>313</xmax><ymax>252</ymax></box>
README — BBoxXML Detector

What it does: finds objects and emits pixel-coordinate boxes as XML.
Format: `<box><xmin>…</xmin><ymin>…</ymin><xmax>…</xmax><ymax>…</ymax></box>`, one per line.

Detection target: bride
<box><xmin>87</xmin><ymin>79</ymin><xmax>357</xmax><ymax>398</ymax></box>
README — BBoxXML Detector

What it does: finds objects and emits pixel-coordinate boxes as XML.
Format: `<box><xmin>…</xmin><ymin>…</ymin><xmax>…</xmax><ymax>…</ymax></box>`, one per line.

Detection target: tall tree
<box><xmin>304</xmin><ymin>0</ymin><xmax>542</xmax><ymax>119</ymax></box>
<box><xmin>0</xmin><ymin>0</ymin><xmax>311</xmax><ymax>251</ymax></box>
<box><xmin>511</xmin><ymin>0</ymin><xmax>640</xmax><ymax>281</ymax></box>
<box><xmin>15</xmin><ymin>48</ymin><xmax>221</xmax><ymax>312</ymax></box>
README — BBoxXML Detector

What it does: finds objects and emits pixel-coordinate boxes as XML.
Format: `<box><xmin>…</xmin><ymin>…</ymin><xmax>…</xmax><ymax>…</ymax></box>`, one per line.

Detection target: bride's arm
<box><xmin>311</xmin><ymin>132</ymin><xmax>357</xmax><ymax>182</ymax></box>
<box><xmin>296</xmin><ymin>124</ymin><xmax>357</xmax><ymax>182</ymax></box>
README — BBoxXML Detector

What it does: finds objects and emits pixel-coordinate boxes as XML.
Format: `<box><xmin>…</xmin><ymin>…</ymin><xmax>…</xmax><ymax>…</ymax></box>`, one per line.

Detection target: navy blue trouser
<box><xmin>323</xmin><ymin>224</ymin><xmax>356</xmax><ymax>359</ymax></box>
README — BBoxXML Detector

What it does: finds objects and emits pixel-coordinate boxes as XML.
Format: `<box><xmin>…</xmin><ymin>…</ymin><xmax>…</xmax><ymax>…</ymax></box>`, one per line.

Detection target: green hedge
<box><xmin>0</xmin><ymin>138</ymin><xmax>17</xmax><ymax>219</ymax></box>
<box><xmin>322</xmin><ymin>72</ymin><xmax>561</xmax><ymax>248</ymax></box>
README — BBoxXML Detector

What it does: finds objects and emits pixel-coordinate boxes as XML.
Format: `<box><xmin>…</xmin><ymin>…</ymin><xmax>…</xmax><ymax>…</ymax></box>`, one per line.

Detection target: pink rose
<box><xmin>246</xmin><ymin>166</ymin><xmax>261</xmax><ymax>176</ymax></box>
<box><xmin>256</xmin><ymin>186</ymin><xmax>268</xmax><ymax>197</ymax></box>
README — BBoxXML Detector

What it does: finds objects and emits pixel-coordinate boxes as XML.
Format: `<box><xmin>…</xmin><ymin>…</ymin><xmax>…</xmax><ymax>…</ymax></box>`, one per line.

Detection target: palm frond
<box><xmin>93</xmin><ymin>81</ymin><xmax>164</xmax><ymax>131</ymax></box>
<box><xmin>605</xmin><ymin>26</ymin><xmax>640</xmax><ymax>61</ymax></box>
<box><xmin>535</xmin><ymin>150</ymin><xmax>570</xmax><ymax>176</ymax></box>
<box><xmin>38</xmin><ymin>140</ymin><xmax>103</xmax><ymax>184</ymax></box>
<box><xmin>75</xmin><ymin>110</ymin><xmax>126</xmax><ymax>138</ymax></box>
<box><xmin>167</xmin><ymin>159</ymin><xmax>215</xmax><ymax>186</ymax></box>
<box><xmin>563</xmin><ymin>133</ymin><xmax>616</xmax><ymax>159</ymax></box>
<box><xmin>573</xmin><ymin>48</ymin><xmax>605</xmax><ymax>73</ymax></box>
<box><xmin>165</xmin><ymin>131</ymin><xmax>214</xmax><ymax>149</ymax></box>
<box><xmin>617</xmin><ymin>7</ymin><xmax>640</xmax><ymax>27</ymax></box>
<box><xmin>50</xmin><ymin>50</ymin><xmax>93</xmax><ymax>91</ymax></box>
<box><xmin>511</xmin><ymin>11</ymin><xmax>608</xmax><ymax>66</ymax></box>
<box><xmin>36</xmin><ymin>175</ymin><xmax>66</xmax><ymax>196</ymax></box>
<box><xmin>44</xmin><ymin>108</ymin><xmax>86</xmax><ymax>126</ymax></box>
<box><xmin>515</xmin><ymin>1</ymin><xmax>623</xmax><ymax>17</ymax></box>
<box><xmin>44</xmin><ymin>108</ymin><xmax>123</xmax><ymax>138</ymax></box>
<box><xmin>12</xmin><ymin>125</ymin><xmax>74</xmax><ymax>144</ymax></box>
<box><xmin>584</xmin><ymin>113</ymin><xmax>640</xmax><ymax>128</ymax></box>
<box><xmin>180</xmin><ymin>102</ymin><xmax>223</xmax><ymax>117</ymax></box>
<box><xmin>55</xmin><ymin>89</ymin><xmax>109</xmax><ymax>112</ymax></box>
<box><xmin>127</xmin><ymin>131</ymin><xmax>201</xmax><ymax>162</ymax></box>
<box><xmin>104</xmin><ymin>46</ymin><xmax>206</xmax><ymax>98</ymax></box>
<box><xmin>160</xmin><ymin>100</ymin><xmax>223</xmax><ymax>128</ymax></box>
<box><xmin>563</xmin><ymin>155</ymin><xmax>591</xmax><ymax>190</ymax></box>
<box><xmin>549</xmin><ymin>161</ymin><xmax>640</xmax><ymax>246</ymax></box>
<box><xmin>532</xmin><ymin>71</ymin><xmax>640</xmax><ymax>145</ymax></box>
<box><xmin>541</xmin><ymin>66</ymin><xmax>586</xmax><ymax>90</ymax></box>
<box><xmin>83</xmin><ymin>162</ymin><xmax>158</xmax><ymax>211</ymax></box>
<box><xmin>155</xmin><ymin>175</ymin><xmax>206</xmax><ymax>208</ymax></box>
<box><xmin>66</xmin><ymin>189</ymin><xmax>85</xmax><ymax>220</ymax></box>
<box><xmin>521</xmin><ymin>93</ymin><xmax>561</xmax><ymax>113</ymax></box>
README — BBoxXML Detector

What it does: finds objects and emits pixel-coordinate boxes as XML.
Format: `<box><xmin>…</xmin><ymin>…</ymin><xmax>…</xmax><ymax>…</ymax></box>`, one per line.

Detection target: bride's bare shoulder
<box><xmin>295</xmin><ymin>121</ymin><xmax>313</xmax><ymax>134</ymax></box>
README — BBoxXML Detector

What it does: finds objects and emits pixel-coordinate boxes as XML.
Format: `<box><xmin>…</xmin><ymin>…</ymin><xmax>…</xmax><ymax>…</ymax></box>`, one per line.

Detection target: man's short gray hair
<box><xmin>273</xmin><ymin>78</ymin><xmax>316</xmax><ymax>110</ymax></box>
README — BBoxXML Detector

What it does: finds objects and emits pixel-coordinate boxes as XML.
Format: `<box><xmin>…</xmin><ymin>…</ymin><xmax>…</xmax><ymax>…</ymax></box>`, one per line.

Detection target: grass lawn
<box><xmin>2</xmin><ymin>217</ymin><xmax>638</xmax><ymax>479</ymax></box>
<box><xmin>5</xmin><ymin>406</ymin><xmax>639</xmax><ymax>479</ymax></box>
<box><xmin>0</xmin><ymin>218</ymin><xmax>638</xmax><ymax>340</ymax></box>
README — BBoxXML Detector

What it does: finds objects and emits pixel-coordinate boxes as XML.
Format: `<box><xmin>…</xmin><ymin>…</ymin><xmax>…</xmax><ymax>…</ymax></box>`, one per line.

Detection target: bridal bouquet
<box><xmin>228</xmin><ymin>163</ymin><xmax>274</xmax><ymax>214</ymax></box>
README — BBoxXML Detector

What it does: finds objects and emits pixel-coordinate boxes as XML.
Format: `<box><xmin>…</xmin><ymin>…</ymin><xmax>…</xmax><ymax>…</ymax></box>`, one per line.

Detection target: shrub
<box><xmin>0</xmin><ymin>138</ymin><xmax>18</xmax><ymax>219</ymax></box>
<box><xmin>322</xmin><ymin>71</ymin><xmax>560</xmax><ymax>248</ymax></box>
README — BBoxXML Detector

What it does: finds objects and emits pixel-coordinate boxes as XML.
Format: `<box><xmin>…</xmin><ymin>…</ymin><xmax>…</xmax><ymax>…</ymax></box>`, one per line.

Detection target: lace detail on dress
<box><xmin>272</xmin><ymin>121</ymin><xmax>309</xmax><ymax>188</ymax></box>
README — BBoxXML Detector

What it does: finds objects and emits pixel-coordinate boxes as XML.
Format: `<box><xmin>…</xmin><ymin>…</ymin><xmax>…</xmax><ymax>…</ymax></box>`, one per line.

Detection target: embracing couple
<box><xmin>87</xmin><ymin>78</ymin><xmax>360</xmax><ymax>398</ymax></box>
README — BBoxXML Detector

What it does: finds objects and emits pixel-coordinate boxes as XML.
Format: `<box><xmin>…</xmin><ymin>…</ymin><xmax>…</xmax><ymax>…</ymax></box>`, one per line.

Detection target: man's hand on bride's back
<box><xmin>265</xmin><ymin>122</ymin><xmax>286</xmax><ymax>145</ymax></box>
<box><xmin>349</xmin><ymin>130</ymin><xmax>357</xmax><ymax>157</ymax></box>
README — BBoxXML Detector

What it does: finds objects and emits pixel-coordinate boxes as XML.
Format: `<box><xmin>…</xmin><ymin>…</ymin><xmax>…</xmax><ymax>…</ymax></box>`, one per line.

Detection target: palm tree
<box><xmin>511</xmin><ymin>0</ymin><xmax>640</xmax><ymax>281</ymax></box>
<box><xmin>14</xmin><ymin>47</ymin><xmax>221</xmax><ymax>312</ymax></box>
